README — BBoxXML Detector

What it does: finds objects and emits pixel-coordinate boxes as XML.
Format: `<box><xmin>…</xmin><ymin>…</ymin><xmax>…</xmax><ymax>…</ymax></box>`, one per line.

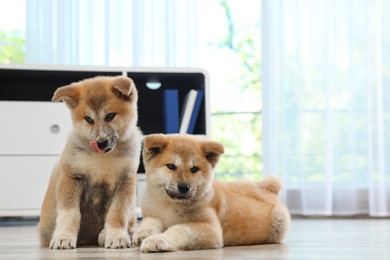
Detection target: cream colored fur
<box><xmin>133</xmin><ymin>134</ymin><xmax>290</xmax><ymax>252</ymax></box>
<box><xmin>38</xmin><ymin>76</ymin><xmax>142</xmax><ymax>249</ymax></box>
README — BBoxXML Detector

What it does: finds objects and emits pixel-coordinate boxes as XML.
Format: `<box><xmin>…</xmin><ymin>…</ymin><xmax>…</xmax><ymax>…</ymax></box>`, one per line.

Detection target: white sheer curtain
<box><xmin>262</xmin><ymin>0</ymin><xmax>390</xmax><ymax>216</ymax></box>
<box><xmin>25</xmin><ymin>0</ymin><xmax>198</xmax><ymax>67</ymax></box>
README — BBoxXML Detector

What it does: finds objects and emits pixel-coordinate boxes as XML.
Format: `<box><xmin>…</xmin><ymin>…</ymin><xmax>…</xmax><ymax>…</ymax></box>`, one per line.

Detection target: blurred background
<box><xmin>0</xmin><ymin>0</ymin><xmax>389</xmax><ymax>217</ymax></box>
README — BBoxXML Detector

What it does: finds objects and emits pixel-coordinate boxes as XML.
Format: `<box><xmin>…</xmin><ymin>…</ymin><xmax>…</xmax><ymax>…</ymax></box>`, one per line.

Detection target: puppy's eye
<box><xmin>105</xmin><ymin>113</ymin><xmax>116</xmax><ymax>121</ymax></box>
<box><xmin>166</xmin><ymin>164</ymin><xmax>177</xmax><ymax>171</ymax></box>
<box><xmin>84</xmin><ymin>116</ymin><xmax>94</xmax><ymax>124</ymax></box>
<box><xmin>191</xmin><ymin>166</ymin><xmax>199</xmax><ymax>173</ymax></box>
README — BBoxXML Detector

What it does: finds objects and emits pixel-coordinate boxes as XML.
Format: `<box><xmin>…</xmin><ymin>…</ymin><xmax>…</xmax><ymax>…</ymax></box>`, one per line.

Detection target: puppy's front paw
<box><xmin>98</xmin><ymin>229</ymin><xmax>106</xmax><ymax>247</ymax></box>
<box><xmin>140</xmin><ymin>234</ymin><xmax>177</xmax><ymax>253</ymax></box>
<box><xmin>49</xmin><ymin>235</ymin><xmax>77</xmax><ymax>250</ymax></box>
<box><xmin>103</xmin><ymin>229</ymin><xmax>131</xmax><ymax>249</ymax></box>
<box><xmin>132</xmin><ymin>229</ymin><xmax>155</xmax><ymax>246</ymax></box>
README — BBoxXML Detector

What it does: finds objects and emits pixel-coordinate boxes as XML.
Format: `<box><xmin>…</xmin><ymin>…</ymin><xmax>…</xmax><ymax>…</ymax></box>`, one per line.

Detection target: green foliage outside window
<box><xmin>211</xmin><ymin>0</ymin><xmax>262</xmax><ymax>181</ymax></box>
<box><xmin>0</xmin><ymin>30</ymin><xmax>25</xmax><ymax>63</ymax></box>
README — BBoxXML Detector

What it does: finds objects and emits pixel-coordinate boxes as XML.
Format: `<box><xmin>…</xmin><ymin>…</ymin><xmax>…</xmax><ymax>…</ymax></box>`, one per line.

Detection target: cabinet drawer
<box><xmin>0</xmin><ymin>101</ymin><xmax>71</xmax><ymax>155</ymax></box>
<box><xmin>0</xmin><ymin>156</ymin><xmax>58</xmax><ymax>216</ymax></box>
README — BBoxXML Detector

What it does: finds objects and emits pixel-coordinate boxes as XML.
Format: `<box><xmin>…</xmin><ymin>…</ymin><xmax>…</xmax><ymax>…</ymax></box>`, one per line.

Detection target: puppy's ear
<box><xmin>200</xmin><ymin>140</ymin><xmax>225</xmax><ymax>167</ymax></box>
<box><xmin>52</xmin><ymin>85</ymin><xmax>80</xmax><ymax>108</ymax></box>
<box><xmin>112</xmin><ymin>76</ymin><xmax>137</xmax><ymax>102</ymax></box>
<box><xmin>143</xmin><ymin>134</ymin><xmax>169</xmax><ymax>160</ymax></box>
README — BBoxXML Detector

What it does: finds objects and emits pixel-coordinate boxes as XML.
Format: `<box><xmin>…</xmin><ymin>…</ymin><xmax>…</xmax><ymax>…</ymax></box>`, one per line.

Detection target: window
<box><xmin>0</xmin><ymin>0</ymin><xmax>25</xmax><ymax>63</ymax></box>
<box><xmin>0</xmin><ymin>0</ymin><xmax>262</xmax><ymax>181</ymax></box>
<box><xmin>197</xmin><ymin>0</ymin><xmax>261</xmax><ymax>180</ymax></box>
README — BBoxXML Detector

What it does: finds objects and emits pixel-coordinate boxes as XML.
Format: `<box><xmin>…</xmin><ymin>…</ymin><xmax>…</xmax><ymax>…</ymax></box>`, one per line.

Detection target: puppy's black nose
<box><xmin>97</xmin><ymin>140</ymin><xmax>108</xmax><ymax>149</ymax></box>
<box><xmin>177</xmin><ymin>183</ymin><xmax>190</xmax><ymax>194</ymax></box>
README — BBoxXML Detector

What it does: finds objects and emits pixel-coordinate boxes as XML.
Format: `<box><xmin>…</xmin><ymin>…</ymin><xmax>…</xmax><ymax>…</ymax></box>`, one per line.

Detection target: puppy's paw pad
<box><xmin>140</xmin><ymin>235</ymin><xmax>175</xmax><ymax>253</ymax></box>
<box><xmin>105</xmin><ymin>235</ymin><xmax>131</xmax><ymax>249</ymax></box>
<box><xmin>132</xmin><ymin>230</ymin><xmax>153</xmax><ymax>246</ymax></box>
<box><xmin>49</xmin><ymin>237</ymin><xmax>77</xmax><ymax>250</ymax></box>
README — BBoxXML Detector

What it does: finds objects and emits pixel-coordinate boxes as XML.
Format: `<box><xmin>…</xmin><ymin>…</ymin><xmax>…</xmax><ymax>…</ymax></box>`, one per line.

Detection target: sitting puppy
<box><xmin>133</xmin><ymin>134</ymin><xmax>290</xmax><ymax>252</ymax></box>
<box><xmin>39</xmin><ymin>76</ymin><xmax>142</xmax><ymax>249</ymax></box>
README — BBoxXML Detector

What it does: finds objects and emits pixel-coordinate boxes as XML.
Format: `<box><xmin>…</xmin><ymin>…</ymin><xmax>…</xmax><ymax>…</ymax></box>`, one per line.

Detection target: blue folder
<box><xmin>163</xmin><ymin>89</ymin><xmax>180</xmax><ymax>133</ymax></box>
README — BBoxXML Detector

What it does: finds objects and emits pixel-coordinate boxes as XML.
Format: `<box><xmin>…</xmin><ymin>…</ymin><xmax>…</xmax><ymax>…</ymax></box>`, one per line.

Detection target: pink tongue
<box><xmin>90</xmin><ymin>142</ymin><xmax>104</xmax><ymax>153</ymax></box>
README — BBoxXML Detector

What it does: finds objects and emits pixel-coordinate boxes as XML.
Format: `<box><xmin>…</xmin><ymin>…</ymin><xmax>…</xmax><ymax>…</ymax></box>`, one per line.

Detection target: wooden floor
<box><xmin>0</xmin><ymin>218</ymin><xmax>389</xmax><ymax>259</ymax></box>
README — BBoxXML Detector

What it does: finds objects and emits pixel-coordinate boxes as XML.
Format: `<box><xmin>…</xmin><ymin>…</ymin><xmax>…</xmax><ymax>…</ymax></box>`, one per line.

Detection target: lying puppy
<box><xmin>39</xmin><ymin>76</ymin><xmax>142</xmax><ymax>249</ymax></box>
<box><xmin>133</xmin><ymin>134</ymin><xmax>291</xmax><ymax>252</ymax></box>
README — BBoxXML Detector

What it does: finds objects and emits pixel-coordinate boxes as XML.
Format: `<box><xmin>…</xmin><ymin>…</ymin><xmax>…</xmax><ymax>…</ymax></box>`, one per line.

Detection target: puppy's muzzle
<box><xmin>165</xmin><ymin>183</ymin><xmax>193</xmax><ymax>201</ymax></box>
<box><xmin>90</xmin><ymin>140</ymin><xmax>112</xmax><ymax>153</ymax></box>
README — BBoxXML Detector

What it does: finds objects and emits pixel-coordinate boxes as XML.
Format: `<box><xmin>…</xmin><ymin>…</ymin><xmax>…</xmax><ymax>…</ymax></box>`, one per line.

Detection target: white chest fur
<box><xmin>70</xmin><ymin>151</ymin><xmax>131</xmax><ymax>186</ymax></box>
<box><xmin>142</xmin><ymin>189</ymin><xmax>192</xmax><ymax>229</ymax></box>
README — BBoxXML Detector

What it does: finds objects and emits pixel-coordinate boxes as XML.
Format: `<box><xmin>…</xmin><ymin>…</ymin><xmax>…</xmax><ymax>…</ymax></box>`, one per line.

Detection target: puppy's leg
<box><xmin>266</xmin><ymin>203</ymin><xmax>291</xmax><ymax>243</ymax></box>
<box><xmin>140</xmin><ymin>212</ymin><xmax>223</xmax><ymax>252</ymax></box>
<box><xmin>100</xmin><ymin>172</ymin><xmax>136</xmax><ymax>249</ymax></box>
<box><xmin>49</xmin><ymin>172</ymin><xmax>83</xmax><ymax>250</ymax></box>
<box><xmin>128</xmin><ymin>212</ymin><xmax>138</xmax><ymax>236</ymax></box>
<box><xmin>39</xmin><ymin>167</ymin><xmax>58</xmax><ymax>247</ymax></box>
<box><xmin>132</xmin><ymin>217</ymin><xmax>164</xmax><ymax>246</ymax></box>
<box><xmin>98</xmin><ymin>207</ymin><xmax>137</xmax><ymax>247</ymax></box>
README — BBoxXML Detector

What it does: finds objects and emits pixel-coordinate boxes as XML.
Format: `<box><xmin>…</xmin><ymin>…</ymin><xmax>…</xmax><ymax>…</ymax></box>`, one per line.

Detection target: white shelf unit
<box><xmin>0</xmin><ymin>64</ymin><xmax>210</xmax><ymax>217</ymax></box>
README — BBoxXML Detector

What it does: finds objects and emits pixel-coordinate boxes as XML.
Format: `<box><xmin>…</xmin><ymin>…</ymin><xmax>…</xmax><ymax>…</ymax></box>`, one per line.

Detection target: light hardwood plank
<box><xmin>0</xmin><ymin>218</ymin><xmax>389</xmax><ymax>259</ymax></box>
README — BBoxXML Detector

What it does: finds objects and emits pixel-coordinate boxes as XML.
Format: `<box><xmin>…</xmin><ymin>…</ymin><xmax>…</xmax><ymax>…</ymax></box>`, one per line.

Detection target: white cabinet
<box><xmin>0</xmin><ymin>64</ymin><xmax>209</xmax><ymax>217</ymax></box>
<box><xmin>0</xmin><ymin>101</ymin><xmax>71</xmax><ymax>216</ymax></box>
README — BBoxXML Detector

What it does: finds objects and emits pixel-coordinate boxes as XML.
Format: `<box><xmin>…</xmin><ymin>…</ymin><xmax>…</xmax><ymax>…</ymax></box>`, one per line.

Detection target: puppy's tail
<box><xmin>258</xmin><ymin>175</ymin><xmax>283</xmax><ymax>196</ymax></box>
